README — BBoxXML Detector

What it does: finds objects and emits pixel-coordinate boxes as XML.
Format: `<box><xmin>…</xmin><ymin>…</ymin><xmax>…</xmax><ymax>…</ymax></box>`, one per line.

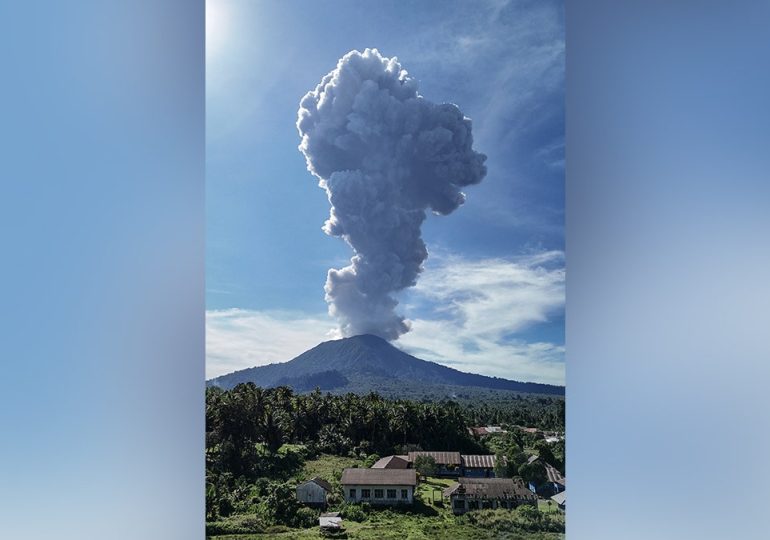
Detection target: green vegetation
<box><xmin>206</xmin><ymin>384</ymin><xmax>565</xmax><ymax>538</ymax></box>
<box><xmin>300</xmin><ymin>454</ymin><xmax>364</xmax><ymax>483</ymax></box>
<box><xmin>538</xmin><ymin>500</ymin><xmax>560</xmax><ymax>514</ymax></box>
<box><xmin>415</xmin><ymin>476</ymin><xmax>454</xmax><ymax>507</ymax></box>
<box><xmin>206</xmin><ymin>505</ymin><xmax>564</xmax><ymax>539</ymax></box>
<box><xmin>413</xmin><ymin>455</ymin><xmax>438</xmax><ymax>479</ymax></box>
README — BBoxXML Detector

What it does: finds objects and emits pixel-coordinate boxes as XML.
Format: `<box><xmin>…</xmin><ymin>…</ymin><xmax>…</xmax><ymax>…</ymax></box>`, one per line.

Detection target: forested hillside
<box><xmin>208</xmin><ymin>334</ymin><xmax>564</xmax><ymax>397</ymax></box>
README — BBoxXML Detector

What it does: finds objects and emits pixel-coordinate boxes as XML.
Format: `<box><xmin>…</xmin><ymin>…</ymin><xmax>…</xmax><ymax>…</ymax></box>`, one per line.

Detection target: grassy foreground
<box><xmin>210</xmin><ymin>515</ymin><xmax>564</xmax><ymax>540</ymax></box>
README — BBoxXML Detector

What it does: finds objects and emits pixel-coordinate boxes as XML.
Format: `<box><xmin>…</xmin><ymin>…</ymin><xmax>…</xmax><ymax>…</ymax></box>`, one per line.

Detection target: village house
<box><xmin>515</xmin><ymin>426</ymin><xmax>544</xmax><ymax>438</ymax></box>
<box><xmin>468</xmin><ymin>426</ymin><xmax>507</xmax><ymax>438</ymax></box>
<box><xmin>295</xmin><ymin>477</ymin><xmax>334</xmax><ymax>508</ymax></box>
<box><xmin>407</xmin><ymin>451</ymin><xmax>462</xmax><ymax>477</ymax></box>
<box><xmin>341</xmin><ymin>468</ymin><xmax>417</xmax><ymax>505</ymax></box>
<box><xmin>444</xmin><ymin>477</ymin><xmax>537</xmax><ymax>515</ymax></box>
<box><xmin>371</xmin><ymin>455</ymin><xmax>409</xmax><ymax>469</ymax></box>
<box><xmin>461</xmin><ymin>454</ymin><xmax>504</xmax><ymax>478</ymax></box>
<box><xmin>526</xmin><ymin>455</ymin><xmax>566</xmax><ymax>496</ymax></box>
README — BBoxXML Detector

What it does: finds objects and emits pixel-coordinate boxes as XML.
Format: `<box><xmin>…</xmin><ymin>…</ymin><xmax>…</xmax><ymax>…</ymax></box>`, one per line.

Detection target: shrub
<box><xmin>516</xmin><ymin>504</ymin><xmax>541</xmax><ymax>523</ymax></box>
<box><xmin>463</xmin><ymin>506</ymin><xmax>564</xmax><ymax>534</ymax></box>
<box><xmin>264</xmin><ymin>525</ymin><xmax>291</xmax><ymax>534</ymax></box>
<box><xmin>294</xmin><ymin>506</ymin><xmax>320</xmax><ymax>528</ymax></box>
<box><xmin>326</xmin><ymin>490</ymin><xmax>343</xmax><ymax>506</ymax></box>
<box><xmin>363</xmin><ymin>453</ymin><xmax>381</xmax><ymax>468</ymax></box>
<box><xmin>205</xmin><ymin>515</ymin><xmax>266</xmax><ymax>535</ymax></box>
<box><xmin>255</xmin><ymin>481</ymin><xmax>304</xmax><ymax>526</ymax></box>
<box><xmin>413</xmin><ymin>455</ymin><xmax>438</xmax><ymax>478</ymax></box>
<box><xmin>340</xmin><ymin>503</ymin><xmax>367</xmax><ymax>522</ymax></box>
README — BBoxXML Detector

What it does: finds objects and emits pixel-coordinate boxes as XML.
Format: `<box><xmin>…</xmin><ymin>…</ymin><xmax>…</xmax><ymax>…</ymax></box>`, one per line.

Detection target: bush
<box><xmin>260</xmin><ymin>482</ymin><xmax>303</xmax><ymax>526</ymax></box>
<box><xmin>363</xmin><ymin>453</ymin><xmax>381</xmax><ymax>468</ymax></box>
<box><xmin>264</xmin><ymin>525</ymin><xmax>291</xmax><ymax>534</ymax></box>
<box><xmin>413</xmin><ymin>455</ymin><xmax>438</xmax><ymax>477</ymax></box>
<box><xmin>205</xmin><ymin>515</ymin><xmax>266</xmax><ymax>535</ymax></box>
<box><xmin>516</xmin><ymin>504</ymin><xmax>541</xmax><ymax>524</ymax></box>
<box><xmin>465</xmin><ymin>509</ymin><xmax>519</xmax><ymax>532</ymax></box>
<box><xmin>463</xmin><ymin>506</ymin><xmax>563</xmax><ymax>534</ymax></box>
<box><xmin>326</xmin><ymin>490</ymin><xmax>343</xmax><ymax>506</ymax></box>
<box><xmin>294</xmin><ymin>506</ymin><xmax>320</xmax><ymax>528</ymax></box>
<box><xmin>340</xmin><ymin>503</ymin><xmax>367</xmax><ymax>522</ymax></box>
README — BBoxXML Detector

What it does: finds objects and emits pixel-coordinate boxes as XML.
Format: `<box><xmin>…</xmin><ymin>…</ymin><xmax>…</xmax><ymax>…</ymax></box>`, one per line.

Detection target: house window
<box><xmin>401</xmin><ymin>489</ymin><xmax>408</xmax><ymax>499</ymax></box>
<box><xmin>387</xmin><ymin>489</ymin><xmax>396</xmax><ymax>499</ymax></box>
<box><xmin>454</xmin><ymin>499</ymin><xmax>465</xmax><ymax>510</ymax></box>
<box><xmin>361</xmin><ymin>489</ymin><xmax>370</xmax><ymax>499</ymax></box>
<box><xmin>374</xmin><ymin>489</ymin><xmax>384</xmax><ymax>499</ymax></box>
<box><xmin>349</xmin><ymin>489</ymin><xmax>356</xmax><ymax>499</ymax></box>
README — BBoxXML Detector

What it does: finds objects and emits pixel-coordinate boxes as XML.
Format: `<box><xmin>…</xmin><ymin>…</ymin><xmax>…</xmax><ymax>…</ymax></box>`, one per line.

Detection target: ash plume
<box><xmin>297</xmin><ymin>48</ymin><xmax>486</xmax><ymax>340</ymax></box>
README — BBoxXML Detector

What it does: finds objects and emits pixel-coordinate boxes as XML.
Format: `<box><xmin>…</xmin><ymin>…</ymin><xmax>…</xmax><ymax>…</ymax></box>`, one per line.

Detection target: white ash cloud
<box><xmin>297</xmin><ymin>48</ymin><xmax>487</xmax><ymax>340</ymax></box>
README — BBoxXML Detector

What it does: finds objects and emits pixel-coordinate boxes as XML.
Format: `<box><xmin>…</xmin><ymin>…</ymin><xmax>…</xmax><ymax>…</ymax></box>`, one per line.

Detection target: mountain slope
<box><xmin>207</xmin><ymin>334</ymin><xmax>564</xmax><ymax>396</ymax></box>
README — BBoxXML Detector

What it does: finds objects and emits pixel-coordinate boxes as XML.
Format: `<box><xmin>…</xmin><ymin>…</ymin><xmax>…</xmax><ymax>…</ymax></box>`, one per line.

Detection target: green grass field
<box><xmin>537</xmin><ymin>499</ymin><xmax>560</xmax><ymax>514</ymax></box>
<box><xmin>299</xmin><ymin>454</ymin><xmax>365</xmax><ymax>483</ymax></box>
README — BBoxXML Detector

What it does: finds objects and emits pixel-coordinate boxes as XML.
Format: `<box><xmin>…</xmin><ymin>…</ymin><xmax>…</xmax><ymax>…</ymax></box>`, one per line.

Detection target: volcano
<box><xmin>207</xmin><ymin>334</ymin><xmax>563</xmax><ymax>397</ymax></box>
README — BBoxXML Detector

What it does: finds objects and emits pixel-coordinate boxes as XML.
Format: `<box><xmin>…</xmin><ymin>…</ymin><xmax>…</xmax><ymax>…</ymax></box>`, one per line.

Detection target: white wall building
<box><xmin>340</xmin><ymin>468</ymin><xmax>417</xmax><ymax>505</ymax></box>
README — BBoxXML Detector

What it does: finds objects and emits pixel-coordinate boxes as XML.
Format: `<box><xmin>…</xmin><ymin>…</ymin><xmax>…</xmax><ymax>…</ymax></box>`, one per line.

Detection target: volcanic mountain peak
<box><xmin>208</xmin><ymin>334</ymin><xmax>563</xmax><ymax>396</ymax></box>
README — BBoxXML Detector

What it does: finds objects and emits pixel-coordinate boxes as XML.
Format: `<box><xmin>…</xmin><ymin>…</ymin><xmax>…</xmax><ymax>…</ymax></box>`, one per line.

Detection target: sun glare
<box><xmin>206</xmin><ymin>1</ymin><xmax>229</xmax><ymax>57</ymax></box>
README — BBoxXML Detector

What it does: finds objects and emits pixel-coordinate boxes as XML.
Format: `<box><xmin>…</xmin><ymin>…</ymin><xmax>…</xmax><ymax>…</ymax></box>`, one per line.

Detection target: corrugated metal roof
<box><xmin>371</xmin><ymin>455</ymin><xmax>409</xmax><ymax>469</ymax></box>
<box><xmin>461</xmin><ymin>454</ymin><xmax>501</xmax><ymax>468</ymax></box>
<box><xmin>551</xmin><ymin>492</ymin><xmax>566</xmax><ymax>505</ymax></box>
<box><xmin>545</xmin><ymin>464</ymin><xmax>565</xmax><ymax>485</ymax></box>
<box><xmin>444</xmin><ymin>477</ymin><xmax>536</xmax><ymax>500</ymax></box>
<box><xmin>407</xmin><ymin>451</ymin><xmax>462</xmax><ymax>466</ymax></box>
<box><xmin>297</xmin><ymin>476</ymin><xmax>334</xmax><ymax>492</ymax></box>
<box><xmin>340</xmin><ymin>468</ymin><xmax>417</xmax><ymax>486</ymax></box>
<box><xmin>525</xmin><ymin>456</ymin><xmax>566</xmax><ymax>485</ymax></box>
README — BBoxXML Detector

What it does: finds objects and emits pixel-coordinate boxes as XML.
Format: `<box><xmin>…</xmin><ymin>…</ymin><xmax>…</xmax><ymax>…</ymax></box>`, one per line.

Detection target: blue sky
<box><xmin>206</xmin><ymin>0</ymin><xmax>565</xmax><ymax>384</ymax></box>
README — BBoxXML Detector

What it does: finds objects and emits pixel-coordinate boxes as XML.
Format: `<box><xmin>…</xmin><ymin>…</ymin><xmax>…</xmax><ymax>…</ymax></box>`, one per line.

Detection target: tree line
<box><xmin>205</xmin><ymin>383</ymin><xmax>565</xmax><ymax>525</ymax></box>
<box><xmin>206</xmin><ymin>383</ymin><xmax>489</xmax><ymax>478</ymax></box>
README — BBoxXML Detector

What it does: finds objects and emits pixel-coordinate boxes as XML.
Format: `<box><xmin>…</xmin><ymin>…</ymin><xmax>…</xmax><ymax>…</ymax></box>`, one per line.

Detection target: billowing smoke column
<box><xmin>297</xmin><ymin>48</ymin><xmax>486</xmax><ymax>340</ymax></box>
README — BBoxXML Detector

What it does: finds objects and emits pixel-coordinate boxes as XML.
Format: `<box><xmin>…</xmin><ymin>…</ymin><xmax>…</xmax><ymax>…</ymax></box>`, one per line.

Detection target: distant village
<box><xmin>295</xmin><ymin>426</ymin><xmax>565</xmax><ymax>534</ymax></box>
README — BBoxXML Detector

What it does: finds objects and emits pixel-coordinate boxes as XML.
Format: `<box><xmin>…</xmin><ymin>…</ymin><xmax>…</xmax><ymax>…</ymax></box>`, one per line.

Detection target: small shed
<box><xmin>319</xmin><ymin>512</ymin><xmax>343</xmax><ymax>529</ymax></box>
<box><xmin>296</xmin><ymin>477</ymin><xmax>334</xmax><ymax>507</ymax></box>
<box><xmin>551</xmin><ymin>491</ymin><xmax>566</xmax><ymax>511</ymax></box>
<box><xmin>525</xmin><ymin>456</ymin><xmax>565</xmax><ymax>496</ymax></box>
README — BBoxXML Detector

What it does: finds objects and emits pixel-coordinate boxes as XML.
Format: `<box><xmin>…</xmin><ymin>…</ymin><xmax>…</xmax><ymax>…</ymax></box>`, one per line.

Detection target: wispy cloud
<box><xmin>405</xmin><ymin>250</ymin><xmax>564</xmax><ymax>334</ymax></box>
<box><xmin>206</xmin><ymin>309</ymin><xmax>334</xmax><ymax>379</ymax></box>
<box><xmin>398</xmin><ymin>250</ymin><xmax>565</xmax><ymax>384</ymax></box>
<box><xmin>206</xmin><ymin>251</ymin><xmax>565</xmax><ymax>385</ymax></box>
